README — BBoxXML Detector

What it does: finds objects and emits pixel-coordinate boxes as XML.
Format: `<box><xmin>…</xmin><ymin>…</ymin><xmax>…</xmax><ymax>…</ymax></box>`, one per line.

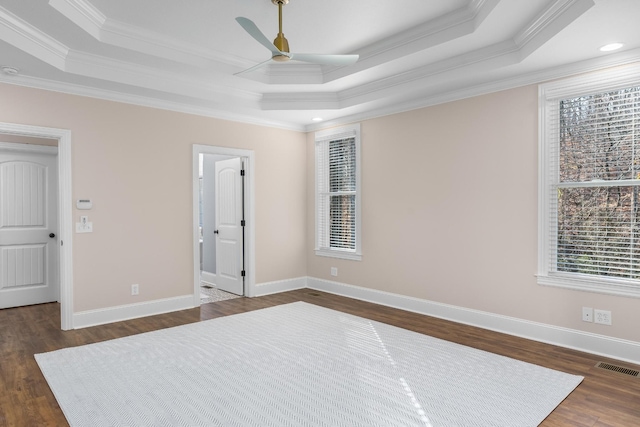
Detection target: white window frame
<box><xmin>538</xmin><ymin>62</ymin><xmax>640</xmax><ymax>298</ymax></box>
<box><xmin>315</xmin><ymin>124</ymin><xmax>362</xmax><ymax>261</ymax></box>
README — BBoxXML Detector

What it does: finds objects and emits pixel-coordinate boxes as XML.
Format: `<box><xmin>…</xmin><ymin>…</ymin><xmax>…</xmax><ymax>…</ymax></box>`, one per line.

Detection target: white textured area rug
<box><xmin>35</xmin><ymin>302</ymin><xmax>583</xmax><ymax>427</ymax></box>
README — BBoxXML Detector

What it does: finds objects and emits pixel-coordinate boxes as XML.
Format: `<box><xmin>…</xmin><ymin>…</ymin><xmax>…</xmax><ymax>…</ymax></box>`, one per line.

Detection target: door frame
<box><xmin>192</xmin><ymin>145</ymin><xmax>255</xmax><ymax>304</ymax></box>
<box><xmin>0</xmin><ymin>122</ymin><xmax>73</xmax><ymax>330</ymax></box>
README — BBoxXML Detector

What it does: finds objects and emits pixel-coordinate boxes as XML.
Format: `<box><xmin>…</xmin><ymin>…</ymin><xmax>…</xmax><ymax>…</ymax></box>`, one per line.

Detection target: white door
<box><xmin>214</xmin><ymin>157</ymin><xmax>244</xmax><ymax>295</ymax></box>
<box><xmin>0</xmin><ymin>145</ymin><xmax>59</xmax><ymax>309</ymax></box>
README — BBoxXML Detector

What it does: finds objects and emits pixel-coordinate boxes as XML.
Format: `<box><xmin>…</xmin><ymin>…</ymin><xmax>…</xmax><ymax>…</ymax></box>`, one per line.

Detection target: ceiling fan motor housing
<box><xmin>271</xmin><ymin>0</ymin><xmax>290</xmax><ymax>60</ymax></box>
<box><xmin>273</xmin><ymin>33</ymin><xmax>290</xmax><ymax>55</ymax></box>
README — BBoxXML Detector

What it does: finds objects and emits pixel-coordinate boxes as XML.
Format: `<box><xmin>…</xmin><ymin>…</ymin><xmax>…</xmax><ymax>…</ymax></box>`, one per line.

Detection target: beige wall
<box><xmin>307</xmin><ymin>85</ymin><xmax>640</xmax><ymax>343</ymax></box>
<box><xmin>0</xmin><ymin>83</ymin><xmax>307</xmax><ymax>312</ymax></box>
<box><xmin>2</xmin><ymin>79</ymin><xmax>638</xmax><ymax>344</ymax></box>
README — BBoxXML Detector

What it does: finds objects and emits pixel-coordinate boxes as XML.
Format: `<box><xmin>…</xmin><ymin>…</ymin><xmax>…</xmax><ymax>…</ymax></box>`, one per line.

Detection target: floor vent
<box><xmin>307</xmin><ymin>292</ymin><xmax>321</xmax><ymax>297</ymax></box>
<box><xmin>595</xmin><ymin>362</ymin><xmax>640</xmax><ymax>377</ymax></box>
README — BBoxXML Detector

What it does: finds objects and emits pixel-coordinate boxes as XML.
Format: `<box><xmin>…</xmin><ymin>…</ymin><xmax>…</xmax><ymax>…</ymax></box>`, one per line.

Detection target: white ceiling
<box><xmin>1</xmin><ymin>0</ymin><xmax>639</xmax><ymax>131</ymax></box>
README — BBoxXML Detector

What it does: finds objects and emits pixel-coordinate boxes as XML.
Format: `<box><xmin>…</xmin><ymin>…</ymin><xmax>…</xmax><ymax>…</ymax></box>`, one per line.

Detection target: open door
<box><xmin>214</xmin><ymin>157</ymin><xmax>244</xmax><ymax>295</ymax></box>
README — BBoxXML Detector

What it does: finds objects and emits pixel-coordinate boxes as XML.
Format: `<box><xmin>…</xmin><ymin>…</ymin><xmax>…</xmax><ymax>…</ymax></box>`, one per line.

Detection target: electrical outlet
<box><xmin>594</xmin><ymin>309</ymin><xmax>612</xmax><ymax>325</ymax></box>
<box><xmin>582</xmin><ymin>307</ymin><xmax>593</xmax><ymax>322</ymax></box>
<box><xmin>330</xmin><ymin>267</ymin><xmax>338</xmax><ymax>277</ymax></box>
<box><xmin>131</xmin><ymin>284</ymin><xmax>139</xmax><ymax>296</ymax></box>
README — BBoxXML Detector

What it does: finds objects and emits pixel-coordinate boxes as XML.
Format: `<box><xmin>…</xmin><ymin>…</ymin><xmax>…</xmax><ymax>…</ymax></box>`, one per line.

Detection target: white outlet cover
<box><xmin>581</xmin><ymin>307</ymin><xmax>593</xmax><ymax>322</ymax></box>
<box><xmin>594</xmin><ymin>309</ymin><xmax>612</xmax><ymax>325</ymax></box>
<box><xmin>76</xmin><ymin>222</ymin><xmax>93</xmax><ymax>233</ymax></box>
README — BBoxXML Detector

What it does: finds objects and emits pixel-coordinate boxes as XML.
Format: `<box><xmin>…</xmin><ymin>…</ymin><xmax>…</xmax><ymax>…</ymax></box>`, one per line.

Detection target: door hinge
<box><xmin>241</xmin><ymin>270</ymin><xmax>246</xmax><ymax>277</ymax></box>
<box><xmin>240</xmin><ymin>169</ymin><xmax>245</xmax><ymax>176</ymax></box>
<box><xmin>241</xmin><ymin>220</ymin><xmax>246</xmax><ymax>227</ymax></box>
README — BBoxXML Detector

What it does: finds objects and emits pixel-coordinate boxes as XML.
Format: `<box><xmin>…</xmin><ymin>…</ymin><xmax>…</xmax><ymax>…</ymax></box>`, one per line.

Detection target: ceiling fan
<box><xmin>235</xmin><ymin>0</ymin><xmax>359</xmax><ymax>75</ymax></box>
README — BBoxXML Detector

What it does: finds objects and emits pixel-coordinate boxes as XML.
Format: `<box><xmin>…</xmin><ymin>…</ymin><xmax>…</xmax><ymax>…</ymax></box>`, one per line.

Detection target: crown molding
<box><xmin>306</xmin><ymin>49</ymin><xmax>640</xmax><ymax>132</ymax></box>
<box><xmin>35</xmin><ymin>0</ymin><xmax>593</xmax><ymax>94</ymax></box>
<box><xmin>0</xmin><ymin>5</ymin><xmax>68</xmax><ymax>69</ymax></box>
<box><xmin>49</xmin><ymin>0</ymin><xmax>502</xmax><ymax>86</ymax></box>
<box><xmin>261</xmin><ymin>40</ymin><xmax>520</xmax><ymax>110</ymax></box>
<box><xmin>261</xmin><ymin>93</ymin><xmax>340</xmax><ymax>110</ymax></box>
<box><xmin>0</xmin><ymin>74</ymin><xmax>304</xmax><ymax>132</ymax></box>
<box><xmin>49</xmin><ymin>0</ymin><xmax>249</xmax><ymax>71</ymax></box>
<box><xmin>48</xmin><ymin>0</ymin><xmax>105</xmax><ymax>39</ymax></box>
<box><xmin>323</xmin><ymin>0</ymin><xmax>500</xmax><ymax>83</ymax></box>
<box><xmin>1</xmin><ymin>1</ymin><xmax>633</xmax><ymax>132</ymax></box>
<box><xmin>64</xmin><ymin>50</ymin><xmax>258</xmax><ymax>105</ymax></box>
<box><xmin>261</xmin><ymin>0</ymin><xmax>596</xmax><ymax>111</ymax></box>
<box><xmin>2</xmin><ymin>49</ymin><xmax>639</xmax><ymax>134</ymax></box>
<box><xmin>515</xmin><ymin>0</ymin><xmax>595</xmax><ymax>60</ymax></box>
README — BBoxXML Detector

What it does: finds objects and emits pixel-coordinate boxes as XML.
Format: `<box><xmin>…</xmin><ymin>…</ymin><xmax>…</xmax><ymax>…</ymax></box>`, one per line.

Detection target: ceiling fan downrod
<box><xmin>271</xmin><ymin>0</ymin><xmax>290</xmax><ymax>61</ymax></box>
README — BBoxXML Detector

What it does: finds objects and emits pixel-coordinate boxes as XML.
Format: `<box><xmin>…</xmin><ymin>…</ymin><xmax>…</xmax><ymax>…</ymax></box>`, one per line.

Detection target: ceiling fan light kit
<box><xmin>235</xmin><ymin>0</ymin><xmax>358</xmax><ymax>74</ymax></box>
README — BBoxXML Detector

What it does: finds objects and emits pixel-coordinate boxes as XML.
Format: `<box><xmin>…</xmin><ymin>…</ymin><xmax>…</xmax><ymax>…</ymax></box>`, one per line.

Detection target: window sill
<box><xmin>537</xmin><ymin>273</ymin><xmax>640</xmax><ymax>298</ymax></box>
<box><xmin>315</xmin><ymin>249</ymin><xmax>362</xmax><ymax>261</ymax></box>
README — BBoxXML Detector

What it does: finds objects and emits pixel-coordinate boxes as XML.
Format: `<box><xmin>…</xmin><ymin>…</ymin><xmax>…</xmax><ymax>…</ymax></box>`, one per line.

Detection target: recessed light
<box><xmin>599</xmin><ymin>43</ymin><xmax>624</xmax><ymax>52</ymax></box>
<box><xmin>312</xmin><ymin>117</ymin><xmax>323</xmax><ymax>122</ymax></box>
<box><xmin>1</xmin><ymin>66</ymin><xmax>19</xmax><ymax>76</ymax></box>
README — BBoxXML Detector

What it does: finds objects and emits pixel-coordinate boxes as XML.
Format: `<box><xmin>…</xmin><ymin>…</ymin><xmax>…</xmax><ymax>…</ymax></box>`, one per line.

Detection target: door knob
<box><xmin>49</xmin><ymin>233</ymin><xmax>56</xmax><ymax>238</ymax></box>
<box><xmin>213</xmin><ymin>230</ymin><xmax>219</xmax><ymax>234</ymax></box>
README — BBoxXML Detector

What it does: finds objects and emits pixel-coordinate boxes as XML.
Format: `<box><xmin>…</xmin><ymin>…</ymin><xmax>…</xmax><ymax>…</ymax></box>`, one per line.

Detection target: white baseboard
<box><xmin>70</xmin><ymin>276</ymin><xmax>640</xmax><ymax>365</ymax></box>
<box><xmin>73</xmin><ymin>295</ymin><xmax>195</xmax><ymax>329</ymax></box>
<box><xmin>307</xmin><ymin>277</ymin><xmax>640</xmax><ymax>366</ymax></box>
<box><xmin>253</xmin><ymin>277</ymin><xmax>307</xmax><ymax>297</ymax></box>
<box><xmin>201</xmin><ymin>271</ymin><xmax>216</xmax><ymax>284</ymax></box>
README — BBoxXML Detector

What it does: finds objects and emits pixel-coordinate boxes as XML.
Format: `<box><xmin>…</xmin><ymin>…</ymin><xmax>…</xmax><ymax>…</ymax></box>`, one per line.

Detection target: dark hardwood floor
<box><xmin>1</xmin><ymin>289</ymin><xmax>639</xmax><ymax>426</ymax></box>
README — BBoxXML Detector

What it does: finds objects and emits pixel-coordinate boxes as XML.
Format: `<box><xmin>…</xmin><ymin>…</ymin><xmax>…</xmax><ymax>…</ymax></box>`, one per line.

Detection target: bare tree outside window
<box><xmin>315</xmin><ymin>124</ymin><xmax>361</xmax><ymax>260</ymax></box>
<box><xmin>556</xmin><ymin>87</ymin><xmax>640</xmax><ymax>279</ymax></box>
<box><xmin>329</xmin><ymin>138</ymin><xmax>356</xmax><ymax>250</ymax></box>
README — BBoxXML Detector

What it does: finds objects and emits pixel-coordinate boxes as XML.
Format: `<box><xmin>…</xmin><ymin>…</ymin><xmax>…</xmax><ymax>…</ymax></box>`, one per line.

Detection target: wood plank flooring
<box><xmin>1</xmin><ymin>289</ymin><xmax>639</xmax><ymax>426</ymax></box>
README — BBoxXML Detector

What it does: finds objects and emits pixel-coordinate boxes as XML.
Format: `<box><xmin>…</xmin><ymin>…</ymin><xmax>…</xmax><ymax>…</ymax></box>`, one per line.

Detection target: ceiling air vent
<box><xmin>595</xmin><ymin>362</ymin><xmax>640</xmax><ymax>377</ymax></box>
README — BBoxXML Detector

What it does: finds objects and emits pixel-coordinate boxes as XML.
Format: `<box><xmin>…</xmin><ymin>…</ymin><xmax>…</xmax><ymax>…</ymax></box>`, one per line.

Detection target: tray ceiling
<box><xmin>1</xmin><ymin>0</ymin><xmax>639</xmax><ymax>130</ymax></box>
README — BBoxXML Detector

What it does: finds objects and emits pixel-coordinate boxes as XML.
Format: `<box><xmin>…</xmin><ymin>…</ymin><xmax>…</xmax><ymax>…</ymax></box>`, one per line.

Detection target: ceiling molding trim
<box><xmin>364</xmin><ymin>0</ymin><xmax>499</xmax><ymax>57</ymax></box>
<box><xmin>101</xmin><ymin>20</ymin><xmax>247</xmax><ymax>69</ymax></box>
<box><xmin>261</xmin><ymin>40</ymin><xmax>520</xmax><ymax>111</ymax></box>
<box><xmin>255</xmin><ymin>0</ymin><xmax>598</xmax><ymax>113</ymax></box>
<box><xmin>262</xmin><ymin>64</ymin><xmax>324</xmax><ymax>85</ymax></box>
<box><xmin>2</xmin><ymin>52</ymin><xmax>638</xmax><ymax>134</ymax></box>
<box><xmin>0</xmin><ymin>75</ymin><xmax>304</xmax><ymax>132</ymax></box>
<box><xmin>64</xmin><ymin>50</ymin><xmax>261</xmax><ymax>105</ymax></box>
<box><xmin>50</xmin><ymin>0</ymin><xmax>248</xmax><ymax>71</ymax></box>
<box><xmin>466</xmin><ymin>0</ymin><xmax>500</xmax><ymax>26</ymax></box>
<box><xmin>342</xmin><ymin>41</ymin><xmax>519</xmax><ymax>104</ymax></box>
<box><xmin>322</xmin><ymin>0</ymin><xmax>500</xmax><ymax>83</ymax></box>
<box><xmin>514</xmin><ymin>0</ymin><xmax>595</xmax><ymax>60</ymax></box>
<box><xmin>0</xmin><ymin>6</ymin><xmax>69</xmax><ymax>70</ymax></box>
<box><xmin>305</xmin><ymin>50</ymin><xmax>640</xmax><ymax>132</ymax></box>
<box><xmin>261</xmin><ymin>93</ymin><xmax>340</xmax><ymax>110</ymax></box>
<box><xmin>48</xmin><ymin>0</ymin><xmax>105</xmax><ymax>39</ymax></box>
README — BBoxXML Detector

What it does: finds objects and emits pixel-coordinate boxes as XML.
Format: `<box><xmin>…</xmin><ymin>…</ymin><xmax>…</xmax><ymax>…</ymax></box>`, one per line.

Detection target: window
<box><xmin>315</xmin><ymin>124</ymin><xmax>361</xmax><ymax>260</ymax></box>
<box><xmin>538</xmin><ymin>63</ymin><xmax>640</xmax><ymax>297</ymax></box>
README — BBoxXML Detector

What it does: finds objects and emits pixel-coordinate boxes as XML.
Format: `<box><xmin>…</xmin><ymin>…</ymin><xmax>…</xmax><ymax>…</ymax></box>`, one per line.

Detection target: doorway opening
<box><xmin>192</xmin><ymin>145</ymin><xmax>255</xmax><ymax>306</ymax></box>
<box><xmin>198</xmin><ymin>153</ymin><xmax>243</xmax><ymax>303</ymax></box>
<box><xmin>0</xmin><ymin>122</ymin><xmax>73</xmax><ymax>330</ymax></box>
<box><xmin>0</xmin><ymin>140</ymin><xmax>59</xmax><ymax>309</ymax></box>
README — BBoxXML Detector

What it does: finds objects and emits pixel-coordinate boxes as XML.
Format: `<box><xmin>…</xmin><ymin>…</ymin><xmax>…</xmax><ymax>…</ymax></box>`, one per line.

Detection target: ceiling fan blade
<box><xmin>235</xmin><ymin>17</ymin><xmax>281</xmax><ymax>55</ymax></box>
<box><xmin>288</xmin><ymin>53</ymin><xmax>359</xmax><ymax>66</ymax></box>
<box><xmin>234</xmin><ymin>58</ymin><xmax>273</xmax><ymax>76</ymax></box>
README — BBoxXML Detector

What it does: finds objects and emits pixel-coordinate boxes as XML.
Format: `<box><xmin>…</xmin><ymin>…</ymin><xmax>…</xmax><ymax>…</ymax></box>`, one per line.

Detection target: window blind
<box><xmin>549</xmin><ymin>86</ymin><xmax>640</xmax><ymax>280</ymax></box>
<box><xmin>316</xmin><ymin>128</ymin><xmax>358</xmax><ymax>253</ymax></box>
<box><xmin>317</xmin><ymin>137</ymin><xmax>357</xmax><ymax>251</ymax></box>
